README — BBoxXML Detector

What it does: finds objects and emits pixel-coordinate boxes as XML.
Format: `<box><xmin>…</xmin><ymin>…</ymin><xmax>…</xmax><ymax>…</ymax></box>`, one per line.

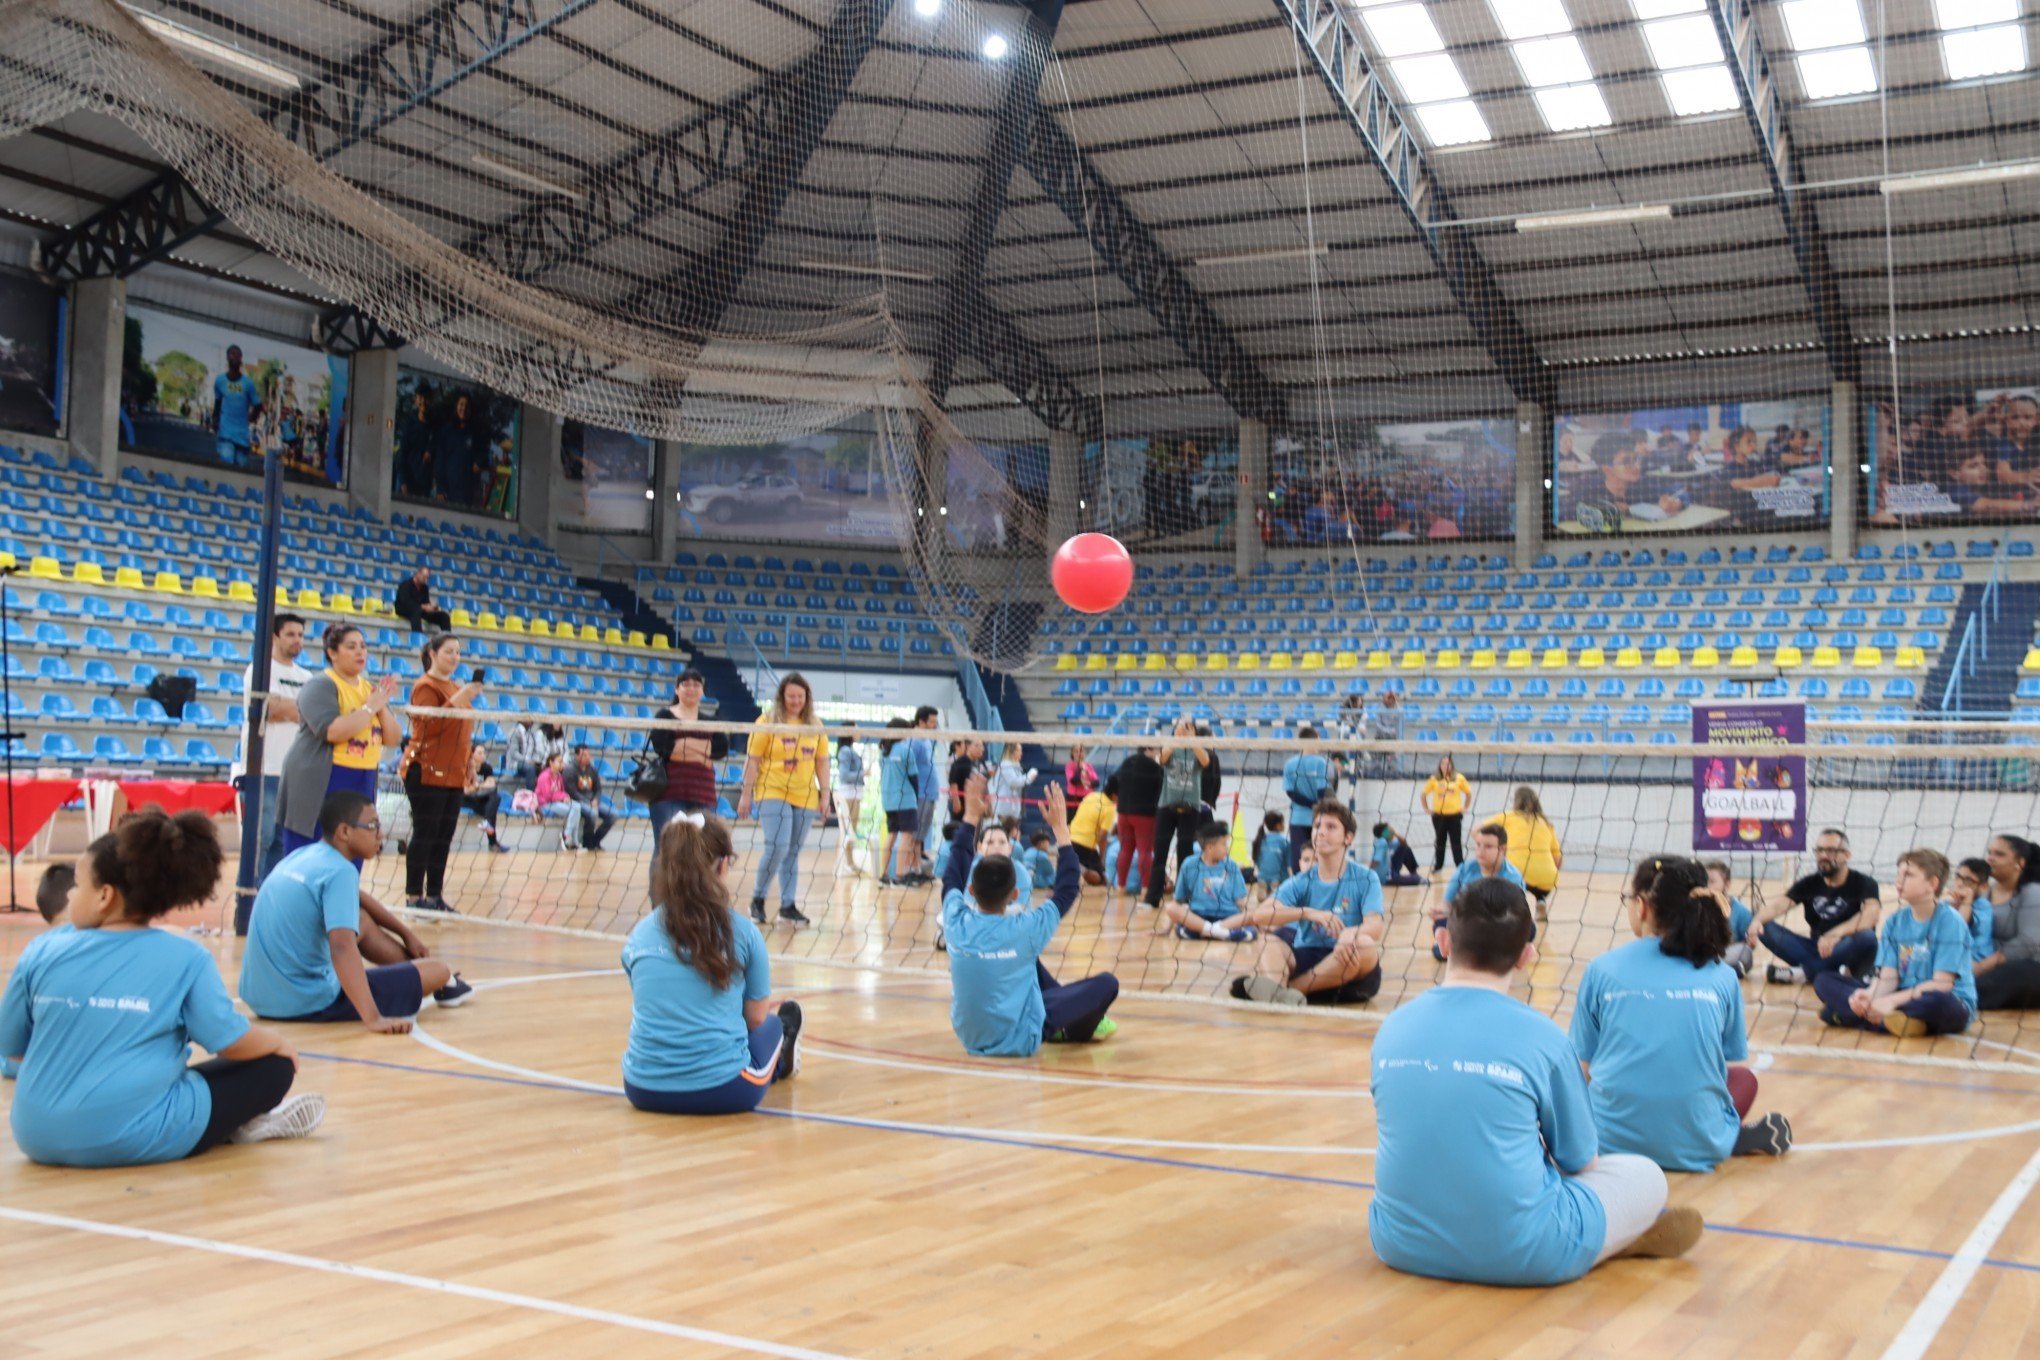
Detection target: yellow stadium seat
<box><xmin>73</xmin><ymin>562</ymin><xmax>107</xmax><ymax>586</ymax></box>
<box><xmin>1774</xmin><ymin>645</ymin><xmax>1803</xmax><ymax>669</ymax></box>
<box><xmin>1811</xmin><ymin>645</ymin><xmax>1841</xmax><ymax>668</ymax></box>
<box><xmin>1204</xmin><ymin>653</ymin><xmax>1229</xmax><ymax>671</ymax></box>
<box><xmin>476</xmin><ymin>612</ymin><xmax>500</xmax><ymax>631</ymax></box>
<box><xmin>274</xmin><ymin>586</ymin><xmax>291</xmax><ymax>606</ymax></box>
<box><xmin>1399</xmin><ymin>650</ymin><xmax>1425</xmax><ymax>671</ymax></box>
<box><xmin>1170</xmin><ymin>653</ymin><xmax>1197</xmax><ymax>671</ymax></box>
<box><xmin>1435</xmin><ymin>650</ymin><xmax>1461</xmax><ymax>670</ymax></box>
<box><xmin>1693</xmin><ymin>645</ymin><xmax>1720</xmax><ymax>667</ymax></box>
<box><xmin>651</xmin><ymin>634</ymin><xmax>672</xmax><ymax>651</ymax></box>
<box><xmin>1505</xmin><ymin>648</ymin><xmax>1532</xmax><ymax>669</ymax></box>
<box><xmin>580</xmin><ymin>624</ymin><xmax>601</xmax><ymax>643</ymax></box>
<box><xmin>1300</xmin><ymin>652</ymin><xmax>1325</xmax><ymax>671</ymax></box>
<box><xmin>189</xmin><ymin>574</ymin><xmax>220</xmax><ymax>597</ymax></box>
<box><xmin>1268</xmin><ymin>653</ymin><xmax>1293</xmax><ymax>671</ymax></box>
<box><xmin>1897</xmin><ymin>645</ymin><xmax>1925</xmax><ymax>668</ymax></box>
<box><xmin>1333</xmin><ymin>651</ymin><xmax>1359</xmax><ymax>671</ymax></box>
<box><xmin>1365</xmin><ymin>650</ymin><xmax>1391</xmax><ymax>671</ymax></box>
<box><xmin>1615</xmin><ymin>647</ymin><xmax>1643</xmax><ymax>669</ymax></box>
<box><xmin>1652</xmin><ymin>647</ymin><xmax>1680</xmax><ymax>669</ymax></box>
<box><xmin>154</xmin><ymin>572</ymin><xmax>186</xmax><ymax>594</ymax></box>
<box><xmin>115</xmin><ymin>566</ymin><xmax>146</xmax><ymax>591</ymax></box>
<box><xmin>1236</xmin><ymin>653</ymin><xmax>1262</xmax><ymax>672</ymax></box>
<box><xmin>1055</xmin><ymin>653</ymin><xmax>1079</xmax><ymax>671</ymax></box>
<box><xmin>27</xmin><ymin>556</ymin><xmax>61</xmax><ymax>580</ymax></box>
<box><xmin>1142</xmin><ymin>653</ymin><xmax>1168</xmax><ymax>671</ymax></box>
<box><xmin>505</xmin><ymin>616</ymin><xmax>529</xmax><ymax>635</ymax></box>
<box><xmin>0</xmin><ymin>551</ymin><xmax>12</xmax><ymax>571</ymax></box>
<box><xmin>530</xmin><ymin>619</ymin><xmax>552</xmax><ymax>637</ymax></box>
<box><xmin>1113</xmin><ymin>652</ymin><xmax>1139</xmax><ymax>671</ymax></box>
<box><xmin>1470</xmin><ymin>649</ymin><xmax>1496</xmax><ymax>670</ymax></box>
<box><xmin>605</xmin><ymin>628</ymin><xmax>624</xmax><ymax>646</ymax></box>
<box><xmin>226</xmin><ymin>580</ymin><xmax>255</xmax><ymax>603</ymax></box>
<box><xmin>2027</xmin><ymin>648</ymin><xmax>2040</xmax><ymax>672</ymax></box>
<box><xmin>328</xmin><ymin>595</ymin><xmax>357</xmax><ymax>615</ymax></box>
<box><xmin>449</xmin><ymin>608</ymin><xmax>474</xmax><ymax>628</ymax></box>
<box><xmin>294</xmin><ymin>588</ymin><xmax>319</xmax><ymax>608</ymax></box>
<box><xmin>1727</xmin><ymin>645</ymin><xmax>1757</xmax><ymax>667</ymax></box>
<box><xmin>1852</xmin><ymin>646</ymin><xmax>1883</xmax><ymax>668</ymax></box>
<box><xmin>1540</xmin><ymin>648</ymin><xmax>1568</xmax><ymax>669</ymax></box>
<box><xmin>628</xmin><ymin>630</ymin><xmax>648</xmax><ymax>648</ymax></box>
<box><xmin>1578</xmin><ymin>647</ymin><xmax>1606</xmax><ymax>669</ymax></box>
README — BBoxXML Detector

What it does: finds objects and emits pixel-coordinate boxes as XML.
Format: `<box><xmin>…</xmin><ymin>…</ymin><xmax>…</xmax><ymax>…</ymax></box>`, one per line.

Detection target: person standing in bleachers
<box><xmin>240</xmin><ymin>612</ymin><xmax>311</xmax><ymax>884</ymax></box>
<box><xmin>399</xmin><ymin>632</ymin><xmax>483</xmax><ymax>912</ymax></box>
<box><xmin>1064</xmin><ymin>743</ymin><xmax>1098</xmax><ymax>801</ymax></box>
<box><xmin>737</xmin><ymin>674</ymin><xmax>831</xmax><ymax>928</ymax></box>
<box><xmin>649</xmin><ymin>666</ymin><xmax>729</xmax><ymax>835</ymax></box>
<box><xmin>277</xmin><ymin>624</ymin><xmax>403</xmax><ymax>860</ymax></box>
<box><xmin>394</xmin><ymin>566</ymin><xmax>452</xmax><ymax>634</ymax></box>
<box><xmin>397</xmin><ymin>388</ymin><xmax>435</xmax><ymax>497</ymax></box>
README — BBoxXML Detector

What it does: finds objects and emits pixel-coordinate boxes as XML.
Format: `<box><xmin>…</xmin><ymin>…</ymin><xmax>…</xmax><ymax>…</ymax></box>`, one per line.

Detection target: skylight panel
<box><xmin>1780</xmin><ymin>0</ymin><xmax>1867</xmax><ymax>50</ymax></box>
<box><xmin>1942</xmin><ymin>23</ymin><xmax>2028</xmax><ymax>78</ymax></box>
<box><xmin>1362</xmin><ymin>3</ymin><xmax>1445</xmax><ymax>57</ymax></box>
<box><xmin>1641</xmin><ymin>14</ymin><xmax>1726</xmax><ymax>68</ymax></box>
<box><xmin>1534</xmin><ymin>84</ymin><xmax>1614</xmax><ymax>131</ymax></box>
<box><xmin>1933</xmin><ymin>0</ymin><xmax>2019</xmax><ymax>27</ymax></box>
<box><xmin>1513</xmin><ymin>34</ymin><xmax>1593</xmax><ymax>86</ymax></box>
<box><xmin>1492</xmin><ymin>0</ymin><xmax>1572</xmax><ymax>40</ymax></box>
<box><xmin>1413</xmin><ymin>99</ymin><xmax>1492</xmax><ymax>146</ymax></box>
<box><xmin>1628</xmin><ymin>0</ymin><xmax>1703</xmax><ymax>18</ymax></box>
<box><xmin>1390</xmin><ymin>53</ymin><xmax>1470</xmax><ymax>103</ymax></box>
<box><xmin>1796</xmin><ymin>45</ymin><xmax>1879</xmax><ymax>97</ymax></box>
<box><xmin>1659</xmin><ymin>64</ymin><xmax>1742</xmax><ymax>114</ymax></box>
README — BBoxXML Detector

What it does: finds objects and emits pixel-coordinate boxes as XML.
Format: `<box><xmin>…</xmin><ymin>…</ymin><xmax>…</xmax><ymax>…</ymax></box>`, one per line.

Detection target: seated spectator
<box><xmin>562</xmin><ymin>746</ymin><xmax>619</xmax><ymax>852</ymax></box>
<box><xmin>1815</xmin><ymin>849</ymin><xmax>1975</xmax><ymax>1038</ymax></box>
<box><xmin>1974</xmin><ymin>834</ymin><xmax>2040</xmax><ymax>1010</ymax></box>
<box><xmin>394</xmin><ymin>566</ymin><xmax>452</xmax><ymax>633</ymax></box>
<box><xmin>1749</xmin><ymin>828</ymin><xmax>1880</xmax><ymax>985</ymax></box>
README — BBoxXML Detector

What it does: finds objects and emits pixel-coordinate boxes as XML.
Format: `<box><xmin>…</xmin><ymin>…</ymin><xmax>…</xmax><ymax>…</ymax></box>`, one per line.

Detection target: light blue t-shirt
<box><xmin>1963</xmin><ymin>897</ymin><xmax>1995</xmax><ymax>961</ymax></box>
<box><xmin>940</xmin><ymin>826</ymin><xmax>1079</xmax><ymax>1057</ymax></box>
<box><xmin>932</xmin><ymin>844</ymin><xmax>1033</xmax><ymax>902</ymax></box>
<box><xmin>1280</xmin><ymin>753</ymin><xmax>1334</xmax><ymax>829</ymax></box>
<box><xmin>214</xmin><ymin>371</ymin><xmax>260</xmax><ymax>447</ymax></box>
<box><xmin>1371</xmin><ymin>986</ymin><xmax>1606</xmax><ymax>1287</ymax></box>
<box><xmin>1176</xmin><ymin>855</ymin><xmax>1248</xmax><ymax>921</ymax></box>
<box><xmin>1444</xmin><ymin>857</ymin><xmax>1526</xmax><ymax>907</ymax></box>
<box><xmin>1878</xmin><ymin>902</ymin><xmax>1978</xmax><ymax>1014</ymax></box>
<box><xmin>1257</xmin><ymin>832</ymin><xmax>1290</xmax><ymax>885</ymax></box>
<box><xmin>621</xmin><ymin>908</ymin><xmax>771</xmax><ymax>1091</ymax></box>
<box><xmin>0</xmin><ymin>926</ymin><xmax>249</xmax><ymax>1167</ymax></box>
<box><xmin>880</xmin><ymin>749</ymin><xmax>916</xmax><ymax>813</ymax></box>
<box><xmin>238</xmin><ymin>842</ymin><xmax>360</xmax><ymax>1018</ymax></box>
<box><xmin>1021</xmin><ymin>847</ymin><xmax>1055</xmax><ymax>894</ymax></box>
<box><xmin>1569</xmin><ymin>937</ymin><xmax>1747</xmax><ymax>1172</ymax></box>
<box><xmin>1727</xmin><ymin>896</ymin><xmax>1754</xmax><ymax>941</ymax></box>
<box><xmin>1273</xmin><ymin>857</ymin><xmax>1382</xmax><ymax>951</ymax></box>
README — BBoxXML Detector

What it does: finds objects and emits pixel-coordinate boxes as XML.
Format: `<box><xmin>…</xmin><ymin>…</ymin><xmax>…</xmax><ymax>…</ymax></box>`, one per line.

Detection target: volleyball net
<box><xmin>396</xmin><ymin>711</ymin><xmax>2040</xmax><ymax>1067</ymax></box>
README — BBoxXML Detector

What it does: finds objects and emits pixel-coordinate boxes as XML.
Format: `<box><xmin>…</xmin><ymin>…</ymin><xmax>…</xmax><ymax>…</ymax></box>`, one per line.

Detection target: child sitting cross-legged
<box><xmin>1157</xmin><ymin>822</ymin><xmax>1257</xmax><ymax>943</ymax></box>
<box><xmin>1225</xmin><ymin>799</ymin><xmax>1384</xmax><ymax>1007</ymax></box>
<box><xmin>1814</xmin><ymin>847</ymin><xmax>1976</xmax><ymax>1039</ymax></box>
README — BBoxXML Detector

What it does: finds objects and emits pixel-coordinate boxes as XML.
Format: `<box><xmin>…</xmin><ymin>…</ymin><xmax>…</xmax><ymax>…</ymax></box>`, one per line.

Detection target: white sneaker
<box><xmin>231</xmin><ymin>1091</ymin><xmax>328</xmax><ymax>1144</ymax></box>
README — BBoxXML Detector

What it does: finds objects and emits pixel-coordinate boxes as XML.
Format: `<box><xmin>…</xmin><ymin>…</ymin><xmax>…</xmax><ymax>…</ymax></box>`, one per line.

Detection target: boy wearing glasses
<box><xmin>240</xmin><ymin>792</ymin><xmax>473</xmax><ymax>1031</ymax></box>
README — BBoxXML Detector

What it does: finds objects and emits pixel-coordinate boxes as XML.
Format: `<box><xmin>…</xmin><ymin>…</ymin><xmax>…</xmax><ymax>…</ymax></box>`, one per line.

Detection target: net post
<box><xmin>233</xmin><ymin>438</ymin><xmax>285</xmax><ymax>936</ymax></box>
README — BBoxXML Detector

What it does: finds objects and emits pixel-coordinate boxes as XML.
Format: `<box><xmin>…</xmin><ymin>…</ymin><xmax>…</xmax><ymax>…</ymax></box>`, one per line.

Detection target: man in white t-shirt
<box><xmin>241</xmin><ymin>612</ymin><xmax>312</xmax><ymax>882</ymax></box>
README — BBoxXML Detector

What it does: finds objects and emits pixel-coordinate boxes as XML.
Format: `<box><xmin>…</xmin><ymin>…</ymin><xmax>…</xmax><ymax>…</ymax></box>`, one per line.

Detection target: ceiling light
<box><xmin>1933</xmin><ymin>0</ymin><xmax>2018</xmax><ymax>28</ymax></box>
<box><xmin>1628</xmin><ymin>0</ymin><xmax>1703</xmax><ymax>15</ymax></box>
<box><xmin>1512</xmin><ymin>34</ymin><xmax>1592</xmax><ymax>86</ymax></box>
<box><xmin>1516</xmin><ymin>203</ymin><xmax>1673</xmax><ymax>231</ymax></box>
<box><xmin>913</xmin><ymin>0</ymin><xmax>941</xmax><ymax>14</ymax></box>
<box><xmin>1490</xmin><ymin>0</ymin><xmax>1573</xmax><ymax>41</ymax></box>
<box><xmin>1641</xmin><ymin>14</ymin><xmax>1725</xmax><ymax>68</ymax></box>
<box><xmin>796</xmin><ymin>259</ymin><xmax>938</xmax><ymax>281</ymax></box>
<box><xmin>1361</xmin><ymin>3</ymin><xmax>1446</xmax><ymax>57</ymax></box>
<box><xmin>1795</xmin><ymin>46</ymin><xmax>1879</xmax><ymax>98</ymax></box>
<box><xmin>982</xmin><ymin>33</ymin><xmax>1009</xmax><ymax>59</ymax></box>
<box><xmin>1878</xmin><ymin>160</ymin><xmax>2040</xmax><ymax>194</ymax></box>
<box><xmin>1779</xmin><ymin>0</ymin><xmax>1867</xmax><ymax>50</ymax></box>
<box><xmin>1941</xmin><ymin>25</ymin><xmax>2027</xmax><ymax>78</ymax></box>
<box><xmin>125</xmin><ymin>6</ymin><xmax>301</xmax><ymax>90</ymax></box>
<box><xmin>1413</xmin><ymin>100</ymin><xmax>1491</xmax><ymax>146</ymax></box>
<box><xmin>1660</xmin><ymin>64</ymin><xmax>1741</xmax><ymax>114</ymax></box>
<box><xmin>1389</xmin><ymin>53</ymin><xmax>1469</xmax><ymax>102</ymax></box>
<box><xmin>471</xmin><ymin>152</ymin><xmax>584</xmax><ymax>200</ymax></box>
<box><xmin>1534</xmin><ymin>84</ymin><xmax>1613</xmax><ymax>130</ymax></box>
<box><xmin>1193</xmin><ymin>244</ymin><xmax>1331</xmax><ymax>267</ymax></box>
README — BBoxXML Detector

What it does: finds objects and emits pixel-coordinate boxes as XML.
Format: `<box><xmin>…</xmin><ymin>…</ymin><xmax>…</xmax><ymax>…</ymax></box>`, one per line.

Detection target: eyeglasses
<box><xmin>1618</xmin><ymin>890</ymin><xmax>1639</xmax><ymax>907</ymax></box>
<box><xmin>348</xmin><ymin>821</ymin><xmax>382</xmax><ymax>834</ymax></box>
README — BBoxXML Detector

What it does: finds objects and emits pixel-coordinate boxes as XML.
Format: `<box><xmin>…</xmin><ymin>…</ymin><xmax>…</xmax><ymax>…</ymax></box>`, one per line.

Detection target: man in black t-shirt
<box><xmin>1748</xmin><ymin>827</ymin><xmax>1882</xmax><ymax>985</ymax></box>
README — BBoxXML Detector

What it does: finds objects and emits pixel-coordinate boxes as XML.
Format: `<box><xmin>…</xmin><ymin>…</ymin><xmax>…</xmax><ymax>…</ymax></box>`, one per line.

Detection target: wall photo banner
<box><xmin>674</xmin><ymin>425</ymin><xmax>895</xmax><ymax>545</ymax></box>
<box><xmin>0</xmin><ymin>267</ymin><xmax>64</xmax><ymax>438</ymax></box>
<box><xmin>561</xmin><ymin>419</ymin><xmax>653</xmax><ymax>534</ymax></box>
<box><xmin>1554</xmin><ymin>401</ymin><xmax>1830</xmax><ymax>536</ymax></box>
<box><xmin>1865</xmin><ymin>387</ymin><xmax>2040</xmax><ymax>526</ymax></box>
<box><xmin>391</xmin><ymin>366</ymin><xmax>521</xmax><ymax>519</ymax></box>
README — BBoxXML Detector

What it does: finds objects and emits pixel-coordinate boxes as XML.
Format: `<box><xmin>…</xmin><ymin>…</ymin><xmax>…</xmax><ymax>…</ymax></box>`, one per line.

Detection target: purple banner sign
<box><xmin>1692</xmin><ymin>702</ymin><xmax>1807</xmax><ymax>853</ymax></box>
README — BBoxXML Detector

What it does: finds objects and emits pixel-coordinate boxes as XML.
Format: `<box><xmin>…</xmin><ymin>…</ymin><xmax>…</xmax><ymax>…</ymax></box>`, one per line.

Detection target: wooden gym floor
<box><xmin>7</xmin><ymin>848</ymin><xmax>2040</xmax><ymax>1359</ymax></box>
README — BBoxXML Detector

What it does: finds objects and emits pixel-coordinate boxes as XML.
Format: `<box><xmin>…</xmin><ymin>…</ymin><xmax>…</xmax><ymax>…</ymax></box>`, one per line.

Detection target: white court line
<box><xmin>1878</xmin><ymin>1142</ymin><xmax>2040</xmax><ymax>1360</ymax></box>
<box><xmin>470</xmin><ymin>968</ymin><xmax>624</xmax><ymax>991</ymax></box>
<box><xmin>0</xmin><ymin>1205</ymin><xmax>858</xmax><ymax>1360</ymax></box>
<box><xmin>1797</xmin><ymin>1119</ymin><xmax>2040</xmax><ymax>1153</ymax></box>
<box><xmin>802</xmin><ymin>1043</ymin><xmax>1371</xmax><ymax>1100</ymax></box>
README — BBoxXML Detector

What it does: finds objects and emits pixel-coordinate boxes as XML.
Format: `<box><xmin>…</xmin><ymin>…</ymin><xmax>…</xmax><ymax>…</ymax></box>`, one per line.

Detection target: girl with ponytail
<box><xmin>621</xmin><ymin>813</ymin><xmax>805</xmax><ymax>1115</ymax></box>
<box><xmin>1567</xmin><ymin>857</ymin><xmax>1791</xmax><ymax>1171</ymax></box>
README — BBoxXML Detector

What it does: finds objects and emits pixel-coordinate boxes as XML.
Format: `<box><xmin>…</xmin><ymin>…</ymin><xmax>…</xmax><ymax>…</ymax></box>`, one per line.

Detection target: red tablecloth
<box><xmin>115</xmin><ymin>780</ymin><xmax>239</xmax><ymax>819</ymax></box>
<box><xmin>2</xmin><ymin>776</ymin><xmax>82</xmax><ymax>855</ymax></box>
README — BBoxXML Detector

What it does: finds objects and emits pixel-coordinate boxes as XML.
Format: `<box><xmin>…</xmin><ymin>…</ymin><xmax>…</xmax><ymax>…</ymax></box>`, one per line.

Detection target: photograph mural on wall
<box><xmin>0</xmin><ymin>267</ymin><xmax>64</xmax><ymax>437</ymax></box>
<box><xmin>674</xmin><ymin>424</ymin><xmax>897</xmax><ymax>545</ymax></box>
<box><xmin>1086</xmin><ymin>433</ymin><xmax>1239</xmax><ymax>550</ymax></box>
<box><xmin>391</xmin><ymin>366</ymin><xmax>521</xmax><ymax>519</ymax></box>
<box><xmin>120</xmin><ymin>302</ymin><xmax>349</xmax><ymax>487</ymax></box>
<box><xmin>1865</xmin><ymin>386</ymin><xmax>2040</xmax><ymax>525</ymax></box>
<box><xmin>1264</xmin><ymin>419</ymin><xmax>1516</xmax><ymax>545</ymax></box>
<box><xmin>560</xmin><ymin>419</ymin><xmax>654</xmax><ymax>534</ymax></box>
<box><xmin>948</xmin><ymin>439</ymin><xmax>1048</xmax><ymax>551</ymax></box>
<box><xmin>1552</xmin><ymin>400</ymin><xmax>1830</xmax><ymax>535</ymax></box>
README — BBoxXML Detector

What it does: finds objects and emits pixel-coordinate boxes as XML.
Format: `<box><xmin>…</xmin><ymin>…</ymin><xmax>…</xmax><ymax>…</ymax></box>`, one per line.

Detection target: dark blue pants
<box><xmin>1382</xmin><ymin>842</ymin><xmax>1421</xmax><ymax>884</ymax></box>
<box><xmin>625</xmin><ymin>1014</ymin><xmax>785</xmax><ymax>1115</ymax></box>
<box><xmin>1812</xmin><ymin>973</ymin><xmax>1972</xmax><ymax>1035</ymax></box>
<box><xmin>1039</xmin><ymin>962</ymin><xmax>1117</xmax><ymax>1042</ymax></box>
<box><xmin>1762</xmin><ymin>921</ymin><xmax>1876</xmax><ymax>979</ymax></box>
<box><xmin>1288</xmin><ymin>824</ymin><xmax>1311</xmax><ymax>873</ymax></box>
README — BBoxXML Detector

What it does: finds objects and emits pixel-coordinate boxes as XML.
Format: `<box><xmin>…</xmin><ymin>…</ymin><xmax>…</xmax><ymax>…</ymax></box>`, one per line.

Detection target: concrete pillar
<box><xmin>1235</xmin><ymin>417</ymin><xmax>1269</xmax><ymax>579</ymax></box>
<box><xmin>1047</xmin><ymin>429</ymin><xmax>1083</xmax><ymax>549</ymax></box>
<box><xmin>1828</xmin><ymin>381</ymin><xmax>1857</xmax><ymax>561</ymax></box>
<box><xmin>1514</xmin><ymin>400</ymin><xmax>1550</xmax><ymax>570</ymax></box>
<box><xmin>346</xmin><ymin>348</ymin><xmax>398</xmax><ymax>522</ymax></box>
<box><xmin>66</xmin><ymin>276</ymin><xmax>124</xmax><ymax>478</ymax></box>
<box><xmin>651</xmin><ymin>437</ymin><xmax>685</xmax><ymax>564</ymax></box>
<box><xmin>520</xmin><ymin>403</ymin><xmax>560</xmax><ymax>549</ymax></box>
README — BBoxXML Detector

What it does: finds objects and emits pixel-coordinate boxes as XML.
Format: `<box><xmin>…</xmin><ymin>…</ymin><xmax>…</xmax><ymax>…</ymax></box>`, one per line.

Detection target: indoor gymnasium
<box><xmin>3</xmin><ymin>0</ymin><xmax>2040</xmax><ymax>1354</ymax></box>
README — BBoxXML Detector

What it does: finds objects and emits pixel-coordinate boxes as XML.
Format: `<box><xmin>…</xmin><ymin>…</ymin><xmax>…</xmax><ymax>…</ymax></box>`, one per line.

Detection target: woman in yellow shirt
<box><xmin>276</xmin><ymin>623</ymin><xmax>404</xmax><ymax>858</ymax></box>
<box><xmin>737</xmin><ymin>673</ymin><xmax>832</xmax><ymax>927</ymax></box>
<box><xmin>1419</xmin><ymin>754</ymin><xmax>1473</xmax><ymax>876</ymax></box>
<box><xmin>1489</xmin><ymin>785</ymin><xmax>1563</xmax><ymax>921</ymax></box>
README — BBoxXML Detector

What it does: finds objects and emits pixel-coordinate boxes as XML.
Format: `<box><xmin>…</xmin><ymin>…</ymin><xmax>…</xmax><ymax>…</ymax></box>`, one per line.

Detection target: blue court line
<box><xmin>299</xmin><ymin>1048</ymin><xmax>2040</xmax><ymax>1277</ymax></box>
